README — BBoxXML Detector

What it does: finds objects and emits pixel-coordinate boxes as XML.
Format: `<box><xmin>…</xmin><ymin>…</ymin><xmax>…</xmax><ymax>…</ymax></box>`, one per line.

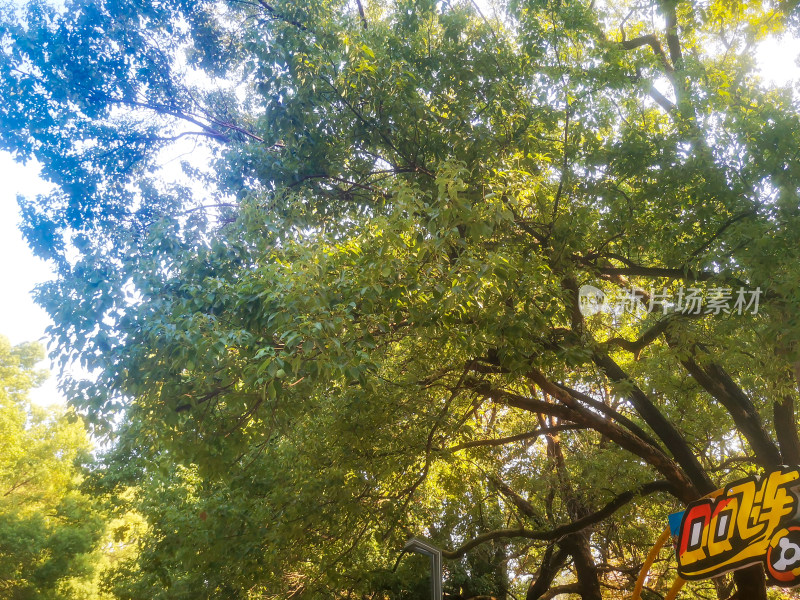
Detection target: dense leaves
<box><xmin>6</xmin><ymin>0</ymin><xmax>800</xmax><ymax>598</ymax></box>
<box><xmin>0</xmin><ymin>337</ymin><xmax>107</xmax><ymax>599</ymax></box>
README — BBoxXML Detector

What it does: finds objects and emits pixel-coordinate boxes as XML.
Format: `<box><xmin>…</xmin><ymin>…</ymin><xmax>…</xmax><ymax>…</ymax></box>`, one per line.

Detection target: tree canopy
<box><xmin>5</xmin><ymin>0</ymin><xmax>800</xmax><ymax>598</ymax></box>
<box><xmin>0</xmin><ymin>336</ymin><xmax>108</xmax><ymax>599</ymax></box>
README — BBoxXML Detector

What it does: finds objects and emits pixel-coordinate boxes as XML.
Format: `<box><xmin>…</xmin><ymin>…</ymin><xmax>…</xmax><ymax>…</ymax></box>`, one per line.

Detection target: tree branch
<box><xmin>689</xmin><ymin>210</ymin><xmax>756</xmax><ymax>259</ymax></box>
<box><xmin>175</xmin><ymin>385</ymin><xmax>234</xmax><ymax>413</ymax></box>
<box><xmin>647</xmin><ymin>85</ymin><xmax>677</xmax><ymax>113</ymax></box>
<box><xmin>489</xmin><ymin>473</ymin><xmax>545</xmax><ymax>526</ymax></box>
<box><xmin>469</xmin><ymin>380</ymin><xmax>696</xmax><ymax>500</ymax></box>
<box><xmin>448</xmin><ymin>425</ymin><xmax>584</xmax><ymax>453</ymax></box>
<box><xmin>107</xmin><ymin>98</ymin><xmax>232</xmax><ymax>142</ymax></box>
<box><xmin>671</xmin><ymin>350</ymin><xmax>782</xmax><ymax>468</ymax></box>
<box><xmin>603</xmin><ymin>317</ymin><xmax>673</xmax><ymax>358</ymax></box>
<box><xmin>621</xmin><ymin>34</ymin><xmax>673</xmax><ymax>72</ymax></box>
<box><xmin>355</xmin><ymin>0</ymin><xmax>367</xmax><ymax>29</ymax></box>
<box><xmin>592</xmin><ymin>352</ymin><xmax>714</xmax><ymax>495</ymax></box>
<box><xmin>551</xmin><ymin>381</ymin><xmax>664</xmax><ymax>452</ymax></box>
<box><xmin>559</xmin><ymin>278</ymin><xmax>711</xmax><ymax>495</ymax></box>
<box><xmin>526</xmin><ymin>545</ymin><xmax>571</xmax><ymax>600</ymax></box>
<box><xmin>550</xmin><ymin>104</ymin><xmax>570</xmax><ymax>226</ymax></box>
<box><xmin>538</xmin><ymin>584</ymin><xmax>582</xmax><ymax>600</ymax></box>
<box><xmin>256</xmin><ymin>0</ymin><xmax>308</xmax><ymax>31</ymax></box>
<box><xmin>441</xmin><ymin>481</ymin><xmax>674</xmax><ymax>559</ymax></box>
<box><xmin>659</xmin><ymin>0</ymin><xmax>683</xmax><ymax>68</ymax></box>
<box><xmin>775</xmin><ymin>396</ymin><xmax>800</xmax><ymax>464</ymax></box>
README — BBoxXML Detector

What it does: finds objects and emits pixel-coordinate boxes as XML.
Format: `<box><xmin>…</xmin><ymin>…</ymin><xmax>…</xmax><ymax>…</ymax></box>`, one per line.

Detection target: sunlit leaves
<box><xmin>8</xmin><ymin>0</ymin><xmax>800</xmax><ymax>597</ymax></box>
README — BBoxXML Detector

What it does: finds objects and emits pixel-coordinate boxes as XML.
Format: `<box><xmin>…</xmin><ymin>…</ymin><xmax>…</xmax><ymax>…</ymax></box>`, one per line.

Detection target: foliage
<box><xmin>0</xmin><ymin>336</ymin><xmax>108</xmax><ymax>599</ymax></box>
<box><xmin>6</xmin><ymin>0</ymin><xmax>800</xmax><ymax>598</ymax></box>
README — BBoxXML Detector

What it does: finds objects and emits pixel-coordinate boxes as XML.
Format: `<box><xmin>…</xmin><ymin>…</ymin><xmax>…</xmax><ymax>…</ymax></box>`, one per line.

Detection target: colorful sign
<box><xmin>675</xmin><ymin>467</ymin><xmax>800</xmax><ymax>586</ymax></box>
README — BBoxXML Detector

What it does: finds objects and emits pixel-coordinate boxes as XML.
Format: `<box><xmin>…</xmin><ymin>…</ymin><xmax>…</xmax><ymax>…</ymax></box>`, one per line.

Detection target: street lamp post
<box><xmin>403</xmin><ymin>537</ymin><xmax>443</xmax><ymax>600</ymax></box>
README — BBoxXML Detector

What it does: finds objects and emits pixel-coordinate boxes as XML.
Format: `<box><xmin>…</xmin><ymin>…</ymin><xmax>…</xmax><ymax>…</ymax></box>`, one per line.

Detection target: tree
<box><xmin>4</xmin><ymin>0</ymin><xmax>800</xmax><ymax>597</ymax></box>
<box><xmin>0</xmin><ymin>336</ymin><xmax>108</xmax><ymax>599</ymax></box>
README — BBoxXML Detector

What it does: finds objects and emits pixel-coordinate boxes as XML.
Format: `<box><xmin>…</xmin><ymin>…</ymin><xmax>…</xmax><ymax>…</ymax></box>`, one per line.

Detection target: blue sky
<box><xmin>2</xmin><ymin>35</ymin><xmax>799</xmax><ymax>407</ymax></box>
<box><xmin>0</xmin><ymin>152</ymin><xmax>61</xmax><ymax>405</ymax></box>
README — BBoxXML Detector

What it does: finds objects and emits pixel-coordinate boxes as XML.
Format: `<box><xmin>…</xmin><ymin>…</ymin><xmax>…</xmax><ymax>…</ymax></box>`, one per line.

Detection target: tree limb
<box><xmin>551</xmin><ymin>381</ymin><xmax>664</xmax><ymax>452</ymax></box>
<box><xmin>469</xmin><ymin>380</ymin><xmax>697</xmax><ymax>500</ymax></box>
<box><xmin>659</xmin><ymin>0</ymin><xmax>683</xmax><ymax>68</ymax></box>
<box><xmin>489</xmin><ymin>473</ymin><xmax>545</xmax><ymax>527</ymax></box>
<box><xmin>672</xmin><ymin>350</ymin><xmax>782</xmax><ymax>467</ymax></box>
<box><xmin>559</xmin><ymin>278</ymin><xmax>711</xmax><ymax>495</ymax></box>
<box><xmin>621</xmin><ymin>34</ymin><xmax>673</xmax><ymax>72</ymax></box>
<box><xmin>538</xmin><ymin>584</ymin><xmax>582</xmax><ymax>600</ymax></box>
<box><xmin>647</xmin><ymin>85</ymin><xmax>677</xmax><ymax>113</ymax></box>
<box><xmin>526</xmin><ymin>545</ymin><xmax>571</xmax><ymax>600</ymax></box>
<box><xmin>603</xmin><ymin>317</ymin><xmax>673</xmax><ymax>358</ymax></box>
<box><xmin>107</xmin><ymin>98</ymin><xmax>232</xmax><ymax>142</ymax></box>
<box><xmin>355</xmin><ymin>0</ymin><xmax>367</xmax><ymax>29</ymax></box>
<box><xmin>574</xmin><ymin>254</ymin><xmax>750</xmax><ymax>288</ymax></box>
<box><xmin>448</xmin><ymin>425</ymin><xmax>584</xmax><ymax>452</ymax></box>
<box><xmin>441</xmin><ymin>480</ymin><xmax>674</xmax><ymax>559</ymax></box>
<box><xmin>257</xmin><ymin>0</ymin><xmax>308</xmax><ymax>31</ymax></box>
<box><xmin>592</xmin><ymin>352</ymin><xmax>714</xmax><ymax>495</ymax></box>
<box><xmin>775</xmin><ymin>397</ymin><xmax>800</xmax><ymax>464</ymax></box>
<box><xmin>689</xmin><ymin>210</ymin><xmax>756</xmax><ymax>259</ymax></box>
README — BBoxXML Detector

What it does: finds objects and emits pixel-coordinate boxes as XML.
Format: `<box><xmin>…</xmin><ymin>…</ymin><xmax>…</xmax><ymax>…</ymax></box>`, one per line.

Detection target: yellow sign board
<box><xmin>676</xmin><ymin>467</ymin><xmax>800</xmax><ymax>585</ymax></box>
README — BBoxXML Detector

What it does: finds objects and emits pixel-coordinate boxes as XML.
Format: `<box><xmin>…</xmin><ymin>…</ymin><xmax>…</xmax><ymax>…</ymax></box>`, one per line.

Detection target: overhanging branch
<box><xmin>592</xmin><ymin>352</ymin><xmax>714</xmax><ymax>495</ymax></box>
<box><xmin>447</xmin><ymin>424</ymin><xmax>584</xmax><ymax>452</ymax></box>
<box><xmin>672</xmin><ymin>350</ymin><xmax>782</xmax><ymax>468</ymax></box>
<box><xmin>468</xmin><ymin>380</ymin><xmax>696</xmax><ymax>500</ymax></box>
<box><xmin>550</xmin><ymin>381</ymin><xmax>663</xmax><ymax>452</ymax></box>
<box><xmin>603</xmin><ymin>317</ymin><xmax>673</xmax><ymax>358</ymax></box>
<box><xmin>441</xmin><ymin>481</ymin><xmax>674</xmax><ymax>559</ymax></box>
<box><xmin>621</xmin><ymin>34</ymin><xmax>673</xmax><ymax>72</ymax></box>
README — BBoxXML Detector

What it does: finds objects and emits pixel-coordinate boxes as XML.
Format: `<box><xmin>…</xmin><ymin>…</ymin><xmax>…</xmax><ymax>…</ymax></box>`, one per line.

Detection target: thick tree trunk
<box><xmin>732</xmin><ymin>564</ymin><xmax>767</xmax><ymax>600</ymax></box>
<box><xmin>526</xmin><ymin>545</ymin><xmax>569</xmax><ymax>600</ymax></box>
<box><xmin>540</xmin><ymin>419</ymin><xmax>603</xmax><ymax>600</ymax></box>
<box><xmin>775</xmin><ymin>396</ymin><xmax>800</xmax><ymax>464</ymax></box>
<box><xmin>561</xmin><ymin>533</ymin><xmax>602</xmax><ymax>600</ymax></box>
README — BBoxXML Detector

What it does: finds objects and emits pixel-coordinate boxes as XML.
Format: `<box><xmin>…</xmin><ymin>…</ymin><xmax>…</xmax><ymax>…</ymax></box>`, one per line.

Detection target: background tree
<box><xmin>0</xmin><ymin>336</ymin><xmax>109</xmax><ymax>599</ymax></box>
<box><xmin>5</xmin><ymin>0</ymin><xmax>800</xmax><ymax>598</ymax></box>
